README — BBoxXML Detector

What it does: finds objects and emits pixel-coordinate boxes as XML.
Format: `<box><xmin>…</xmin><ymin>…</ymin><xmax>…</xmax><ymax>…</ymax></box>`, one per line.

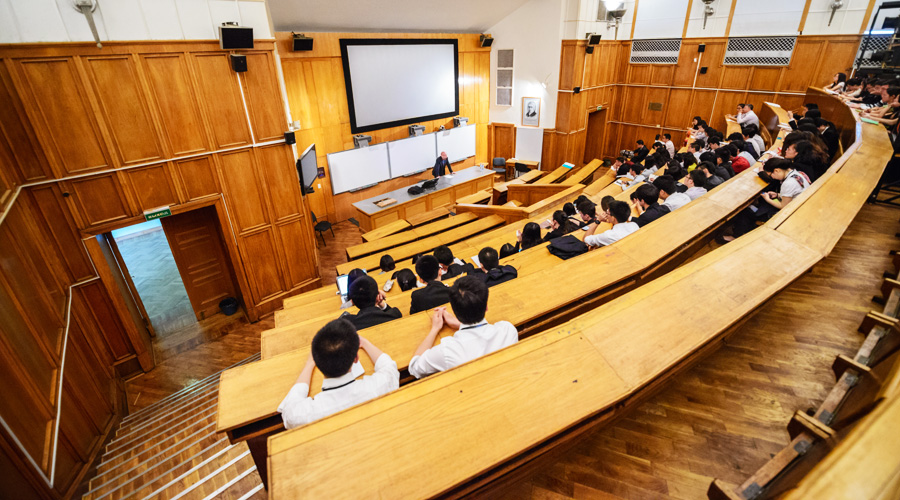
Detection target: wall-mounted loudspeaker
<box><xmin>219</xmin><ymin>24</ymin><xmax>254</xmax><ymax>50</ymax></box>
<box><xmin>573</xmin><ymin>86</ymin><xmax>581</xmax><ymax>94</ymax></box>
<box><xmin>284</xmin><ymin>131</ymin><xmax>296</xmax><ymax>145</ymax></box>
<box><xmin>292</xmin><ymin>33</ymin><xmax>314</xmax><ymax>51</ymax></box>
<box><xmin>586</xmin><ymin>33</ymin><xmax>602</xmax><ymax>45</ymax></box>
<box><xmin>479</xmin><ymin>34</ymin><xmax>494</xmax><ymax>48</ymax></box>
<box><xmin>586</xmin><ymin>46</ymin><xmax>595</xmax><ymax>54</ymax></box>
<box><xmin>698</xmin><ymin>43</ymin><xmax>706</xmax><ymax>53</ymax></box>
<box><xmin>230</xmin><ymin>54</ymin><xmax>247</xmax><ymax>73</ymax></box>
<box><xmin>699</xmin><ymin>67</ymin><xmax>708</xmax><ymax>74</ymax></box>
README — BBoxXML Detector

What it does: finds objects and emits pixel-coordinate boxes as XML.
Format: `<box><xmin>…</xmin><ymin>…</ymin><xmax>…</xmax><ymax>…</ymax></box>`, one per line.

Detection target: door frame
<box><xmin>105</xmin><ymin>233</ymin><xmax>157</xmax><ymax>337</ymax></box>
<box><xmin>81</xmin><ymin>195</ymin><xmax>256</xmax><ymax>323</ymax></box>
<box><xmin>584</xmin><ymin>107</ymin><xmax>609</xmax><ymax>164</ymax></box>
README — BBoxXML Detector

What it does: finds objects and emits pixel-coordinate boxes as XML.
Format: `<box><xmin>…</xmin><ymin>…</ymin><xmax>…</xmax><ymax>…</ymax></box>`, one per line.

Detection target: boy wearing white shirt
<box><xmin>278</xmin><ymin>319</ymin><xmax>399</xmax><ymax>429</ymax></box>
<box><xmin>653</xmin><ymin>175</ymin><xmax>691</xmax><ymax>211</ymax></box>
<box><xmin>584</xmin><ymin>200</ymin><xmax>640</xmax><ymax>247</ymax></box>
<box><xmin>409</xmin><ymin>276</ymin><xmax>517</xmax><ymax>378</ymax></box>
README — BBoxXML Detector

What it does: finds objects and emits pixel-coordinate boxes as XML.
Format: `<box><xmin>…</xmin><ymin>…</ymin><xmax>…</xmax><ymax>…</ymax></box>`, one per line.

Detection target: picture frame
<box><xmin>522</xmin><ymin>97</ymin><xmax>541</xmax><ymax>127</ymax></box>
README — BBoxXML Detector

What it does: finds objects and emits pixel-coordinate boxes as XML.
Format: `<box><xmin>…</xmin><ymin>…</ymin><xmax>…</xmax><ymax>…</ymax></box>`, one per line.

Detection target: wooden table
<box><xmin>352</xmin><ymin>168</ymin><xmax>494</xmax><ymax>231</ymax></box>
<box><xmin>504</xmin><ymin>159</ymin><xmax>540</xmax><ymax>180</ymax></box>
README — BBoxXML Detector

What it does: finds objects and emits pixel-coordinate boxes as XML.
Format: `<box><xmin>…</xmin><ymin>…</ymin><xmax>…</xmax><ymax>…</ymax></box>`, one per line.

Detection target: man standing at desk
<box><xmin>432</xmin><ymin>151</ymin><xmax>453</xmax><ymax>178</ymax></box>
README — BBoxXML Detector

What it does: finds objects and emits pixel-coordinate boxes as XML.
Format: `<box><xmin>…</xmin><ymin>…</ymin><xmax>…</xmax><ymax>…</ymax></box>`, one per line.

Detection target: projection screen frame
<box><xmin>339</xmin><ymin>38</ymin><xmax>460</xmax><ymax>134</ymax></box>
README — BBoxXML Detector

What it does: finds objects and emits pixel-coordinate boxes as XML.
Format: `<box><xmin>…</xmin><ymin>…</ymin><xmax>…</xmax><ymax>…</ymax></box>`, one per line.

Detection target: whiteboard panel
<box><xmin>327</xmin><ymin>143</ymin><xmax>391</xmax><ymax>194</ymax></box>
<box><xmin>514</xmin><ymin>127</ymin><xmax>544</xmax><ymax>163</ymax></box>
<box><xmin>436</xmin><ymin>125</ymin><xmax>476</xmax><ymax>164</ymax></box>
<box><xmin>387</xmin><ymin>133</ymin><xmax>438</xmax><ymax>177</ymax></box>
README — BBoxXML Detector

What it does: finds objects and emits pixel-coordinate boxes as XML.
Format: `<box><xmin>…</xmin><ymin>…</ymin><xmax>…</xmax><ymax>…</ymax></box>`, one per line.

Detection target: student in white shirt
<box><xmin>584</xmin><ymin>200</ymin><xmax>640</xmax><ymax>247</ymax></box>
<box><xmin>409</xmin><ymin>276</ymin><xmax>517</xmax><ymax>378</ymax></box>
<box><xmin>688</xmin><ymin>139</ymin><xmax>705</xmax><ymax>163</ymax></box>
<box><xmin>653</xmin><ymin>175</ymin><xmax>691</xmax><ymax>211</ymax></box>
<box><xmin>742</xmin><ymin>124</ymin><xmax>766</xmax><ymax>157</ymax></box>
<box><xmin>727</xmin><ymin>103</ymin><xmax>760</xmax><ymax>128</ymax></box>
<box><xmin>617</xmin><ymin>163</ymin><xmax>645</xmax><ymax>189</ymax></box>
<box><xmin>721</xmin><ymin>158</ymin><xmax>810</xmax><ymax>242</ymax></box>
<box><xmin>663</xmin><ymin>133</ymin><xmax>676</xmax><ymax>157</ymax></box>
<box><xmin>278</xmin><ymin>319</ymin><xmax>400</xmax><ymax>429</ymax></box>
<box><xmin>684</xmin><ymin>170</ymin><xmax>708</xmax><ymax>200</ymax></box>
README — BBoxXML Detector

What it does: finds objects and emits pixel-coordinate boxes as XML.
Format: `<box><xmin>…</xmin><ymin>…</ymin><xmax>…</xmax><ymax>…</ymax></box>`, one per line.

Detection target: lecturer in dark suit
<box><xmin>339</xmin><ymin>276</ymin><xmax>402</xmax><ymax>330</ymax></box>
<box><xmin>432</xmin><ymin>151</ymin><xmax>453</xmax><ymax>178</ymax></box>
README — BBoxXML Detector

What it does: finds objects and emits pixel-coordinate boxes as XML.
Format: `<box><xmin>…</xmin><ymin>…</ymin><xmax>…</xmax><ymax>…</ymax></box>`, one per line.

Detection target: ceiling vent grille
<box><xmin>629</xmin><ymin>39</ymin><xmax>681</xmax><ymax>64</ymax></box>
<box><xmin>724</xmin><ymin>36</ymin><xmax>796</xmax><ymax>66</ymax></box>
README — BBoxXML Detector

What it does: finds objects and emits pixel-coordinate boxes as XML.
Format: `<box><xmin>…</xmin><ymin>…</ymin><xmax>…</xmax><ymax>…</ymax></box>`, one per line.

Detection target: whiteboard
<box><xmin>514</xmin><ymin>127</ymin><xmax>544</xmax><ymax>163</ymax></box>
<box><xmin>388</xmin><ymin>133</ymin><xmax>438</xmax><ymax>177</ymax></box>
<box><xmin>436</xmin><ymin>125</ymin><xmax>476</xmax><ymax>164</ymax></box>
<box><xmin>327</xmin><ymin>143</ymin><xmax>391</xmax><ymax>194</ymax></box>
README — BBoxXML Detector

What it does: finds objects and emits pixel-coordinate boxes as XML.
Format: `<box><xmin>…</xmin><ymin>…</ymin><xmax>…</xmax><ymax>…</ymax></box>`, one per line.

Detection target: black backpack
<box><xmin>547</xmin><ymin>235</ymin><xmax>588</xmax><ymax>260</ymax></box>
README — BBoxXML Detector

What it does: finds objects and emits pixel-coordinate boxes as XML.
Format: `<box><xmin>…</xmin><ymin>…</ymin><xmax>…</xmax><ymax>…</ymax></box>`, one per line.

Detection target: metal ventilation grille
<box><xmin>724</xmin><ymin>37</ymin><xmax>796</xmax><ymax>66</ymax></box>
<box><xmin>856</xmin><ymin>35</ymin><xmax>892</xmax><ymax>68</ymax></box>
<box><xmin>630</xmin><ymin>39</ymin><xmax>681</xmax><ymax>64</ymax></box>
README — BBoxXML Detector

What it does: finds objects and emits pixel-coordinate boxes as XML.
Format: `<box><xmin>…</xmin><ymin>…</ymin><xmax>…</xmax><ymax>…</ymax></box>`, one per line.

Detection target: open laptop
<box><xmin>336</xmin><ymin>274</ymin><xmax>350</xmax><ymax>301</ymax></box>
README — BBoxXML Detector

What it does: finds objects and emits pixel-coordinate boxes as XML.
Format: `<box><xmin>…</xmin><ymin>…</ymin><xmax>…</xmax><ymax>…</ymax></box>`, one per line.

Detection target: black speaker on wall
<box><xmin>292</xmin><ymin>34</ymin><xmax>314</xmax><ymax>51</ymax></box>
<box><xmin>230</xmin><ymin>54</ymin><xmax>247</xmax><ymax>73</ymax></box>
<box><xmin>284</xmin><ymin>131</ymin><xmax>296</xmax><ymax>145</ymax></box>
<box><xmin>586</xmin><ymin>46</ymin><xmax>595</xmax><ymax>54</ymax></box>
<box><xmin>479</xmin><ymin>34</ymin><xmax>494</xmax><ymax>48</ymax></box>
<box><xmin>698</xmin><ymin>43</ymin><xmax>706</xmax><ymax>53</ymax></box>
<box><xmin>219</xmin><ymin>25</ymin><xmax>254</xmax><ymax>50</ymax></box>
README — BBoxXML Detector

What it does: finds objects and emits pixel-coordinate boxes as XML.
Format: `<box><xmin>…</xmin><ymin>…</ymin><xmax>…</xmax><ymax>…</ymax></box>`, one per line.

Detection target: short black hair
<box><xmin>347</xmin><ymin>268</ymin><xmax>366</xmax><ymax>289</ymax></box>
<box><xmin>699</xmin><ymin>161</ymin><xmax>716</xmax><ymax>173</ymax></box>
<box><xmin>804</xmin><ymin>103</ymin><xmax>819</xmax><ymax>110</ymax></box>
<box><xmin>745</xmin><ymin>103</ymin><xmax>754</xmax><ymax>110</ymax></box>
<box><xmin>652</xmin><ymin>175</ymin><xmax>676</xmax><ymax>195</ymax></box>
<box><xmin>552</xmin><ymin>210</ymin><xmax>568</xmax><ymax>227</ymax></box>
<box><xmin>727</xmin><ymin>132</ymin><xmax>743</xmax><ymax>142</ymax></box>
<box><xmin>499</xmin><ymin>243</ymin><xmax>516</xmax><ymax>259</ymax></box>
<box><xmin>699</xmin><ymin>151</ymin><xmax>716</xmax><ymax>164</ymax></box>
<box><xmin>311</xmin><ymin>319</ymin><xmax>360</xmax><ymax>378</ymax></box>
<box><xmin>763</xmin><ymin>157</ymin><xmax>792</xmax><ymax>174</ymax></box>
<box><xmin>608</xmin><ymin>200</ymin><xmax>631</xmax><ymax>224</ymax></box>
<box><xmin>577</xmin><ymin>199</ymin><xmax>596</xmax><ymax>218</ymax></box>
<box><xmin>393</xmin><ymin>268</ymin><xmax>417</xmax><ymax>291</ymax></box>
<box><xmin>348</xmin><ymin>275</ymin><xmax>379</xmax><ymax>309</ymax></box>
<box><xmin>600</xmin><ymin>195</ymin><xmax>616</xmax><ymax>212</ymax></box>
<box><xmin>805</xmin><ymin>108</ymin><xmax>822</xmax><ymax>120</ymax></box>
<box><xmin>433</xmin><ymin>245</ymin><xmax>454</xmax><ymax>266</ymax></box>
<box><xmin>636</xmin><ymin>139</ymin><xmax>645</xmax><ymax>145</ymax></box>
<box><xmin>616</xmin><ymin>156</ymin><xmax>625</xmax><ymax>163</ymax></box>
<box><xmin>689</xmin><ymin>169</ymin><xmax>707</xmax><ymax>186</ymax></box>
<box><xmin>379</xmin><ymin>254</ymin><xmax>395</xmax><ymax>272</ymax></box>
<box><xmin>415</xmin><ymin>254</ymin><xmax>440</xmax><ymax>281</ymax></box>
<box><xmin>562</xmin><ymin>202</ymin><xmax>576</xmax><ymax>216</ymax></box>
<box><xmin>707</xmin><ymin>136</ymin><xmax>721</xmax><ymax>146</ymax></box>
<box><xmin>628</xmin><ymin>163</ymin><xmax>641</xmax><ymax>174</ymax></box>
<box><xmin>478</xmin><ymin>246</ymin><xmax>500</xmax><ymax>270</ymax></box>
<box><xmin>633</xmin><ymin>183</ymin><xmax>659</xmax><ymax>205</ymax></box>
<box><xmin>448</xmin><ymin>276</ymin><xmax>489</xmax><ymax>325</ymax></box>
<box><xmin>664</xmin><ymin>133</ymin><xmax>672</xmax><ymax>140</ymax></box>
<box><xmin>690</xmin><ymin>139</ymin><xmax>705</xmax><ymax>150</ymax></box>
<box><xmin>742</xmin><ymin>123</ymin><xmax>759</xmax><ymax>136</ymax></box>
<box><xmin>680</xmin><ymin>152</ymin><xmax>697</xmax><ymax>168</ymax></box>
<box><xmin>715</xmin><ymin>147</ymin><xmax>732</xmax><ymax>161</ymax></box>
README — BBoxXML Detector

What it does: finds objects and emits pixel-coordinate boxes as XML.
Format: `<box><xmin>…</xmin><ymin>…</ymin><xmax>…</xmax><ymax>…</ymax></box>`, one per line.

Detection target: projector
<box><xmin>353</xmin><ymin>134</ymin><xmax>372</xmax><ymax>148</ymax></box>
<box><xmin>453</xmin><ymin>117</ymin><xmax>468</xmax><ymax>127</ymax></box>
<box><xmin>409</xmin><ymin>125</ymin><xmax>425</xmax><ymax>137</ymax></box>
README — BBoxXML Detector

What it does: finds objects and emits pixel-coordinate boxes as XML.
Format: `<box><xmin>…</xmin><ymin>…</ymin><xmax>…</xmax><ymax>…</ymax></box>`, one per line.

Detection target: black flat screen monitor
<box><xmin>298</xmin><ymin>143</ymin><xmax>318</xmax><ymax>190</ymax></box>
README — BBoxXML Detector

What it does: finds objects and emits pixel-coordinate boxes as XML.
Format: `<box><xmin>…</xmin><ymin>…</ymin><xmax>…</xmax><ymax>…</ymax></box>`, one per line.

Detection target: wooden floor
<box><xmin>314</xmin><ymin>219</ymin><xmax>364</xmax><ymax>285</ymax></box>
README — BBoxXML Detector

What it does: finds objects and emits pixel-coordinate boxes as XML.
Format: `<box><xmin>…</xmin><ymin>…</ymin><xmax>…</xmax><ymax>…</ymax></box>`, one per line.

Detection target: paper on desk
<box><xmin>351</xmin><ymin>361</ymin><xmax>365</xmax><ymax>378</ymax></box>
<box><xmin>471</xmin><ymin>255</ymin><xmax>481</xmax><ymax>268</ymax></box>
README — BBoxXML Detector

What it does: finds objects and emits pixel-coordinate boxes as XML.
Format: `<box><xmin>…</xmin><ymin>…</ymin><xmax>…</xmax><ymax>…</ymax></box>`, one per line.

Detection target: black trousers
<box><xmin>732</xmin><ymin>202</ymin><xmax>779</xmax><ymax>237</ymax></box>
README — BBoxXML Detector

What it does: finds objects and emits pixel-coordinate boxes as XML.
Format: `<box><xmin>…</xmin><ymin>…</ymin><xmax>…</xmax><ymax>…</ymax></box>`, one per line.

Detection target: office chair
<box><xmin>514</xmin><ymin>162</ymin><xmax>531</xmax><ymax>178</ymax></box>
<box><xmin>311</xmin><ymin>211</ymin><xmax>334</xmax><ymax>246</ymax></box>
<box><xmin>491</xmin><ymin>157</ymin><xmax>507</xmax><ymax>178</ymax></box>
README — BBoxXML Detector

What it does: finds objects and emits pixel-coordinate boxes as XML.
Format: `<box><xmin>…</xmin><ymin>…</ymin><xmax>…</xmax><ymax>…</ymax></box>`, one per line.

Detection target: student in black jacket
<box><xmin>816</xmin><ymin>118</ymin><xmax>840</xmax><ymax>161</ymax></box>
<box><xmin>699</xmin><ymin>161</ymin><xmax>724</xmax><ymax>190</ymax></box>
<box><xmin>542</xmin><ymin>210</ymin><xmax>579</xmax><ymax>242</ymax></box>
<box><xmin>630</xmin><ymin>184</ymin><xmax>670</xmax><ymax>228</ymax></box>
<box><xmin>339</xmin><ymin>276</ymin><xmax>402</xmax><ymax>330</ymax></box>
<box><xmin>714</xmin><ymin>148</ymin><xmax>736</xmax><ymax>178</ymax></box>
<box><xmin>409</xmin><ymin>255</ymin><xmax>451</xmax><ymax>314</ymax></box>
<box><xmin>701</xmin><ymin>151</ymin><xmax>731</xmax><ymax>180</ymax></box>
<box><xmin>433</xmin><ymin>245</ymin><xmax>473</xmax><ymax>280</ymax></box>
<box><xmin>468</xmin><ymin>247</ymin><xmax>517</xmax><ymax>287</ymax></box>
<box><xmin>632</xmin><ymin>140</ymin><xmax>650</xmax><ymax>164</ymax></box>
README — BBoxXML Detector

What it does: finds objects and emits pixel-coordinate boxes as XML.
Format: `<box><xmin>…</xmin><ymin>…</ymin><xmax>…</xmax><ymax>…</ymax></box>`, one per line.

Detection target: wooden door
<box><xmin>584</xmin><ymin>109</ymin><xmax>608</xmax><ymax>164</ymax></box>
<box><xmin>105</xmin><ymin>233</ymin><xmax>156</xmax><ymax>337</ymax></box>
<box><xmin>161</xmin><ymin>207</ymin><xmax>238</xmax><ymax>320</ymax></box>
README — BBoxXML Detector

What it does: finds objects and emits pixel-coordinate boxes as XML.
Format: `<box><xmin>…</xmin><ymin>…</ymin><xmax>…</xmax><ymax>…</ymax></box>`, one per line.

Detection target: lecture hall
<box><xmin>2</xmin><ymin>0</ymin><xmax>900</xmax><ymax>498</ymax></box>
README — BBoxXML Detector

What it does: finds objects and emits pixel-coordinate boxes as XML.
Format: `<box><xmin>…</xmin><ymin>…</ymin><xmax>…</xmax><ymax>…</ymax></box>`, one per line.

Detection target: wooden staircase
<box><xmin>82</xmin><ymin>354</ymin><xmax>266</xmax><ymax>500</ymax></box>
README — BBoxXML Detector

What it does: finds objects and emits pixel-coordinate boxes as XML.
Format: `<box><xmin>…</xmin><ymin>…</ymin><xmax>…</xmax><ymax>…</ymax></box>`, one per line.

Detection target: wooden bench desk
<box><xmin>345</xmin><ymin>212</ymin><xmax>479</xmax><ymax>260</ymax></box>
<box><xmin>533</xmin><ymin>164</ymin><xmax>571</xmax><ymax>184</ymax></box>
<box><xmin>562</xmin><ymin>160</ymin><xmax>604</xmax><ymax>185</ymax></box>
<box><xmin>359</xmin><ymin>219</ymin><xmax>411</xmax><ymax>243</ymax></box>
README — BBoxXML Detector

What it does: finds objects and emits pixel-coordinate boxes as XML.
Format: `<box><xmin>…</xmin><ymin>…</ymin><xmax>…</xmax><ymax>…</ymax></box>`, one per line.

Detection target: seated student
<box><xmin>392</xmin><ymin>268</ymin><xmax>417</xmax><ymax>292</ymax></box>
<box><xmin>584</xmin><ymin>200</ymin><xmax>640</xmax><ymax>247</ymax></box>
<box><xmin>689</xmin><ymin>138</ymin><xmax>706</xmax><ymax>162</ymax></box>
<box><xmin>378</xmin><ymin>255</ymin><xmax>395</xmax><ymax>274</ymax></box>
<box><xmin>690</xmin><ymin>119</ymin><xmax>708</xmax><ymax>140</ymax></box>
<box><xmin>468</xmin><ymin>246</ymin><xmax>518</xmax><ymax>287</ymax></box>
<box><xmin>714</xmin><ymin>148</ymin><xmax>736</xmax><ymax>178</ymax></box>
<box><xmin>729</xmin><ymin>139</ymin><xmax>757</xmax><ymax>166</ymax></box>
<box><xmin>825</xmin><ymin>72</ymin><xmax>846</xmax><ymax>92</ymax></box>
<box><xmin>784</xmin><ymin>139</ymin><xmax>829</xmax><ymax>182</ymax></box>
<box><xmin>679</xmin><ymin>151</ymin><xmax>699</xmax><ymax>172</ymax></box>
<box><xmin>721</xmin><ymin>158</ymin><xmax>811</xmax><ymax>242</ymax></box>
<box><xmin>663</xmin><ymin>162</ymin><xmax>689</xmax><ymax>192</ymax></box>
<box><xmin>433</xmin><ymin>245</ymin><xmax>472</xmax><ymax>280</ymax></box>
<box><xmin>743</xmin><ymin>124</ymin><xmax>766</xmax><ymax>156</ymax></box>
<box><xmin>576</xmin><ymin>199</ymin><xmax>601</xmax><ymax>229</ymax></box>
<box><xmin>408</xmin><ymin>276</ymin><xmax>518</xmax><ymax>379</ymax></box>
<box><xmin>340</xmin><ymin>268</ymin><xmax>367</xmax><ymax>310</ymax></box>
<box><xmin>409</xmin><ymin>255</ymin><xmax>451</xmax><ymax>315</ymax></box>
<box><xmin>630</xmin><ymin>184</ymin><xmax>670</xmax><ymax>228</ymax></box>
<box><xmin>706</xmin><ymin>136</ymin><xmax>721</xmax><ymax>151</ymax></box>
<box><xmin>698</xmin><ymin>151</ymin><xmax>730</xmax><ymax>180</ymax></box>
<box><xmin>499</xmin><ymin>243</ymin><xmax>517</xmax><ymax>259</ymax></box>
<box><xmin>728</xmin><ymin>133</ymin><xmax>759</xmax><ymax>160</ymax></box>
<box><xmin>653</xmin><ymin>175</ymin><xmax>691</xmax><ymax>211</ymax></box>
<box><xmin>617</xmin><ymin>163</ymin><xmax>645</xmax><ymax>189</ymax></box>
<box><xmin>562</xmin><ymin>202</ymin><xmax>583</xmax><ymax>229</ymax></box>
<box><xmin>633</xmin><ymin>140</ymin><xmax>650</xmax><ymax>164</ymax></box>
<box><xmin>840</xmin><ymin>77</ymin><xmax>862</xmax><ymax>98</ymax></box>
<box><xmin>594</xmin><ymin>195</ymin><xmax>617</xmax><ymax>224</ymax></box>
<box><xmin>684</xmin><ymin>169</ymin><xmax>708</xmax><ymax>200</ymax></box>
<box><xmin>339</xmin><ymin>276</ymin><xmax>402</xmax><ymax>330</ymax></box>
<box><xmin>663</xmin><ymin>133</ymin><xmax>676</xmax><ymax>157</ymax></box>
<box><xmin>699</xmin><ymin>161</ymin><xmax>725</xmax><ymax>189</ymax></box>
<box><xmin>611</xmin><ymin>156</ymin><xmax>625</xmax><ymax>172</ymax></box>
<box><xmin>278</xmin><ymin>320</ymin><xmax>399</xmax><ymax>429</ymax></box>
<box><xmin>514</xmin><ymin>222</ymin><xmax>542</xmax><ymax>252</ymax></box>
<box><xmin>543</xmin><ymin>210</ymin><xmax>579</xmax><ymax>241</ymax></box>
<box><xmin>728</xmin><ymin>143</ymin><xmax>752</xmax><ymax>173</ymax></box>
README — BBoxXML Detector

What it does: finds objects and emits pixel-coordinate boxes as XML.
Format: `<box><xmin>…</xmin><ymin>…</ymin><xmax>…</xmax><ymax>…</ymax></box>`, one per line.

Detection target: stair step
<box><xmin>156</xmin><ymin>447</ymin><xmax>254</xmax><ymax>500</ymax></box>
<box><xmin>112</xmin><ymin>386</ymin><xmax>220</xmax><ymax>446</ymax></box>
<box><xmin>105</xmin><ymin>394</ymin><xmax>219</xmax><ymax>457</ymax></box>
<box><xmin>197</xmin><ymin>463</ymin><xmax>260</xmax><ymax>500</ymax></box>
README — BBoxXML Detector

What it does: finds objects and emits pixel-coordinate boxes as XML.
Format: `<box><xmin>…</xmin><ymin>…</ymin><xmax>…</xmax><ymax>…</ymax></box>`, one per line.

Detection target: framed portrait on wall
<box><xmin>522</xmin><ymin>97</ymin><xmax>541</xmax><ymax>127</ymax></box>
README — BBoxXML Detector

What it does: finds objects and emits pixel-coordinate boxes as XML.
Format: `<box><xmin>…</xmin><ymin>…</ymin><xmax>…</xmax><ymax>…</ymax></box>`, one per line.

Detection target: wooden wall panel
<box><xmin>242</xmin><ymin>228</ymin><xmax>285</xmax><ymax>303</ymax></box>
<box><xmin>240</xmin><ymin>52</ymin><xmax>287</xmax><ymax>142</ymax></box>
<box><xmin>14</xmin><ymin>58</ymin><xmax>111</xmax><ymax>176</ymax></box>
<box><xmin>73</xmin><ymin>280</ymin><xmax>132</xmax><ymax>363</ymax></box>
<box><xmin>665</xmin><ymin>88</ymin><xmax>693</xmax><ymax>129</ymax></box>
<box><xmin>695</xmin><ymin>42</ymin><xmax>726</xmax><ymax>89</ymax></box>
<box><xmin>219</xmin><ymin>149</ymin><xmax>269</xmax><ymax>232</ymax></box>
<box><xmin>0</xmin><ymin>62</ymin><xmax>50</xmax><ymax>182</ymax></box>
<box><xmin>140</xmin><ymin>54</ymin><xmax>211</xmax><ymax>156</ymax></box>
<box><xmin>255</xmin><ymin>145</ymin><xmax>302</xmax><ymax>222</ymax></box>
<box><xmin>191</xmin><ymin>53</ymin><xmax>252</xmax><ymax>149</ymax></box>
<box><xmin>174</xmin><ymin>155</ymin><xmax>220</xmax><ymax>201</ymax></box>
<box><xmin>275</xmin><ymin>218</ymin><xmax>318</xmax><ymax>290</ymax></box>
<box><xmin>82</xmin><ymin>55</ymin><xmax>164</xmax><ymax>165</ymax></box>
<box><xmin>721</xmin><ymin>66</ymin><xmax>753</xmax><ymax>90</ymax></box>
<box><xmin>27</xmin><ymin>185</ymin><xmax>94</xmax><ymax>282</ymax></box>
<box><xmin>643</xmin><ymin>87</ymin><xmax>668</xmax><ymax>126</ymax></box>
<box><xmin>623</xmin><ymin>86</ymin><xmax>646</xmax><ymax>123</ymax></box>
<box><xmin>749</xmin><ymin>67</ymin><xmax>781</xmax><ymax>91</ymax></box>
<box><xmin>124</xmin><ymin>164</ymin><xmax>179</xmax><ymax>211</ymax></box>
<box><xmin>65</xmin><ymin>174</ymin><xmax>132</xmax><ymax>227</ymax></box>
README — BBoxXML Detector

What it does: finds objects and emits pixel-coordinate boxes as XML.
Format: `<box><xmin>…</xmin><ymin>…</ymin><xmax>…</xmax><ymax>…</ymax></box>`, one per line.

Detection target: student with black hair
<box><xmin>340</xmin><ymin>268</ymin><xmax>368</xmax><ymax>310</ymax></box>
<box><xmin>742</xmin><ymin>123</ymin><xmax>765</xmax><ymax>156</ymax></box>
<box><xmin>617</xmin><ymin>163</ymin><xmax>645</xmax><ymax>189</ymax></box>
<box><xmin>663</xmin><ymin>133</ymin><xmax>676</xmax><ymax>157</ymax></box>
<box><xmin>408</xmin><ymin>276</ymin><xmax>517</xmax><ymax>379</ymax></box>
<box><xmin>499</xmin><ymin>243</ymin><xmax>517</xmax><ymax>259</ymax></box>
<box><xmin>700</xmin><ymin>151</ymin><xmax>730</xmax><ymax>180</ymax></box>
<box><xmin>543</xmin><ymin>210</ymin><xmax>579</xmax><ymax>241</ymax></box>
<box><xmin>633</xmin><ymin>139</ymin><xmax>650</xmax><ymax>163</ymax></box>
<box><xmin>392</xmin><ymin>268</ymin><xmax>418</xmax><ymax>292</ymax></box>
<box><xmin>684</xmin><ymin>169</ymin><xmax>708</xmax><ymax>200</ymax></box>
<box><xmin>468</xmin><ymin>246</ymin><xmax>517</xmax><ymax>287</ymax></box>
<box><xmin>514</xmin><ymin>222</ymin><xmax>542</xmax><ymax>252</ymax></box>
<box><xmin>728</xmin><ymin>103</ymin><xmax>759</xmax><ymax>128</ymax></box>
<box><xmin>728</xmin><ymin>143</ymin><xmax>752</xmax><ymax>173</ymax></box>
<box><xmin>699</xmin><ymin>161</ymin><xmax>724</xmax><ymax>189</ymax></box>
<box><xmin>378</xmin><ymin>255</ymin><xmax>395</xmax><ymax>274</ymax></box>
<box><xmin>584</xmin><ymin>200</ymin><xmax>639</xmax><ymax>247</ymax></box>
<box><xmin>714</xmin><ymin>147</ymin><xmax>736</xmax><ymax>178</ymax></box>
<box><xmin>630</xmin><ymin>184</ymin><xmax>670</xmax><ymax>227</ymax></box>
<box><xmin>409</xmin><ymin>255</ymin><xmax>451</xmax><ymax>314</ymax></box>
<box><xmin>721</xmin><ymin>158</ymin><xmax>810</xmax><ymax>242</ymax></box>
<box><xmin>339</xmin><ymin>276</ymin><xmax>402</xmax><ymax>330</ymax></box>
<box><xmin>562</xmin><ymin>202</ymin><xmax>582</xmax><ymax>229</ymax></box>
<box><xmin>706</xmin><ymin>135</ymin><xmax>721</xmax><ymax>150</ymax></box>
<box><xmin>689</xmin><ymin>138</ymin><xmax>706</xmax><ymax>162</ymax></box>
<box><xmin>576</xmin><ymin>199</ymin><xmax>600</xmax><ymax>228</ymax></box>
<box><xmin>278</xmin><ymin>319</ymin><xmax>399</xmax><ymax>429</ymax></box>
<box><xmin>825</xmin><ymin>72</ymin><xmax>846</xmax><ymax>92</ymax></box>
<box><xmin>433</xmin><ymin>245</ymin><xmax>472</xmax><ymax>280</ymax></box>
<box><xmin>653</xmin><ymin>175</ymin><xmax>691</xmax><ymax>211</ymax></box>
<box><xmin>784</xmin><ymin>139</ymin><xmax>829</xmax><ymax>182</ymax></box>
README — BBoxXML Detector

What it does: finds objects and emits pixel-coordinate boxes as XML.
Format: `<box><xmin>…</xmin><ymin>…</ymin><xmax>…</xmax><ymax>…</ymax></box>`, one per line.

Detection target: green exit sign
<box><xmin>144</xmin><ymin>206</ymin><xmax>172</xmax><ymax>221</ymax></box>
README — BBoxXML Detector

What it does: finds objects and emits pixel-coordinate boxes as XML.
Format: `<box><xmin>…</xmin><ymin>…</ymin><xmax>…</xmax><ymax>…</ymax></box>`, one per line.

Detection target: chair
<box><xmin>311</xmin><ymin>211</ymin><xmax>334</xmax><ymax>246</ymax></box>
<box><xmin>514</xmin><ymin>162</ymin><xmax>531</xmax><ymax>178</ymax></box>
<box><xmin>491</xmin><ymin>157</ymin><xmax>507</xmax><ymax>178</ymax></box>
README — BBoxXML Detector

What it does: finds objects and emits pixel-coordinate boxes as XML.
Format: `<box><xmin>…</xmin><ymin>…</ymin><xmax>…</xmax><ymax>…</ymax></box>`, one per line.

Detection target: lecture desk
<box><xmin>352</xmin><ymin>167</ymin><xmax>494</xmax><ymax>231</ymax></box>
<box><xmin>504</xmin><ymin>158</ymin><xmax>540</xmax><ymax>180</ymax></box>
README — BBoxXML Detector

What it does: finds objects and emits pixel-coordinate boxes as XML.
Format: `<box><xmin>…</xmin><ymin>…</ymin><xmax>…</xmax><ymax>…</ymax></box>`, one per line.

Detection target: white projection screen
<box><xmin>340</xmin><ymin>39</ymin><xmax>459</xmax><ymax>134</ymax></box>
